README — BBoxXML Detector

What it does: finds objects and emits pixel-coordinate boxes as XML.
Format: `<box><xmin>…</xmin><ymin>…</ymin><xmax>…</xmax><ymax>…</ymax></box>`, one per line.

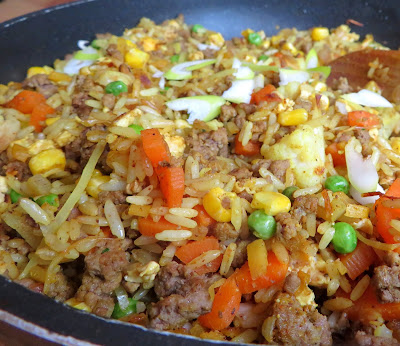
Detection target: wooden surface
<box><xmin>0</xmin><ymin>0</ymin><xmax>77</xmax><ymax>23</ymax></box>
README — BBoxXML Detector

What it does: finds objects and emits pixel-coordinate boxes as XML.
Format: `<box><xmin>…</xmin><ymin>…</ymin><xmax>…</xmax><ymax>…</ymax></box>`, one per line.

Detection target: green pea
<box><xmin>282</xmin><ymin>186</ymin><xmax>299</xmax><ymax>201</ymax></box>
<box><xmin>90</xmin><ymin>39</ymin><xmax>101</xmax><ymax>49</ymax></box>
<box><xmin>170</xmin><ymin>54</ymin><xmax>180</xmax><ymax>63</ymax></box>
<box><xmin>325</xmin><ymin>175</ymin><xmax>350</xmax><ymax>194</ymax></box>
<box><xmin>128</xmin><ymin>124</ymin><xmax>144</xmax><ymax>134</ymax></box>
<box><xmin>35</xmin><ymin>194</ymin><xmax>59</xmax><ymax>207</ymax></box>
<box><xmin>111</xmin><ymin>298</ymin><xmax>137</xmax><ymax>319</ymax></box>
<box><xmin>248</xmin><ymin>32</ymin><xmax>262</xmax><ymax>46</ymax></box>
<box><xmin>105</xmin><ymin>81</ymin><xmax>128</xmax><ymax>96</ymax></box>
<box><xmin>192</xmin><ymin>24</ymin><xmax>206</xmax><ymax>34</ymax></box>
<box><xmin>9</xmin><ymin>189</ymin><xmax>22</xmax><ymax>204</ymax></box>
<box><xmin>259</xmin><ymin>54</ymin><xmax>269</xmax><ymax>61</ymax></box>
<box><xmin>248</xmin><ymin>210</ymin><xmax>277</xmax><ymax>240</ymax></box>
<box><xmin>332</xmin><ymin>222</ymin><xmax>357</xmax><ymax>254</ymax></box>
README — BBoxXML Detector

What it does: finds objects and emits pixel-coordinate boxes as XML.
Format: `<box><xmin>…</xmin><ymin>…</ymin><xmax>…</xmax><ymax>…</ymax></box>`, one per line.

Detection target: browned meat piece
<box><xmin>284</xmin><ymin>272</ymin><xmax>301</xmax><ymax>294</ymax></box>
<box><xmin>229</xmin><ymin>167</ymin><xmax>253</xmax><ymax>180</ymax></box>
<box><xmin>292</xmin><ymin>195</ymin><xmax>319</xmax><ymax>220</ymax></box>
<box><xmin>72</xmin><ymin>92</ymin><xmax>92</xmax><ymax>118</ymax></box>
<box><xmin>64</xmin><ymin>126</ymin><xmax>111</xmax><ymax>174</ymax></box>
<box><xmin>354</xmin><ymin>128</ymin><xmax>373</xmax><ymax>156</ymax></box>
<box><xmin>233</xmin><ymin>111</ymin><xmax>246</xmax><ymax>128</ymax></box>
<box><xmin>335</xmin><ymin>132</ymin><xmax>352</xmax><ymax>143</ymax></box>
<box><xmin>275</xmin><ymin>212</ymin><xmax>301</xmax><ymax>240</ymax></box>
<box><xmin>5</xmin><ymin>161</ymin><xmax>32</xmax><ymax>181</ymax></box>
<box><xmin>373</xmin><ymin>265</ymin><xmax>400</xmax><ymax>303</ymax></box>
<box><xmin>0</xmin><ymin>151</ymin><xmax>9</xmax><ymax>175</ymax></box>
<box><xmin>354</xmin><ymin>330</ymin><xmax>400</xmax><ymax>346</ymax></box>
<box><xmin>268</xmin><ymin>293</ymin><xmax>332</xmax><ymax>345</ymax></box>
<box><xmin>211</xmin><ymin>222</ymin><xmax>239</xmax><ymax>243</ymax></box>
<box><xmin>75</xmin><ymin>75</ymin><xmax>95</xmax><ymax>92</ymax></box>
<box><xmin>387</xmin><ymin>320</ymin><xmax>400</xmax><ymax>342</ymax></box>
<box><xmin>203</xmin><ymin>48</ymin><xmax>216</xmax><ymax>59</ymax></box>
<box><xmin>106</xmin><ymin>44</ymin><xmax>123</xmax><ymax>61</ymax></box>
<box><xmin>219</xmin><ymin>104</ymin><xmax>237</xmax><ymax>122</ymax></box>
<box><xmin>149</xmin><ymin>261</ymin><xmax>220</xmax><ymax>330</ymax></box>
<box><xmin>22</xmin><ymin>74</ymin><xmax>58</xmax><ymax>98</ymax></box>
<box><xmin>231</xmin><ymin>240</ymin><xmax>250</xmax><ymax>268</ymax></box>
<box><xmin>102</xmin><ymin>93</ymin><xmax>116</xmax><ymax>109</ymax></box>
<box><xmin>270</xmin><ymin>159</ymin><xmax>290</xmax><ymax>182</ymax></box>
<box><xmin>384</xmin><ymin>252</ymin><xmax>400</xmax><ymax>267</ymax></box>
<box><xmin>98</xmin><ymin>191</ymin><xmax>127</xmax><ymax>205</ymax></box>
<box><xmin>251</xmin><ymin>159</ymin><xmax>271</xmax><ymax>177</ymax></box>
<box><xmin>238</xmin><ymin>191</ymin><xmax>253</xmax><ymax>203</ymax></box>
<box><xmin>252</xmin><ymin>121</ymin><xmax>268</xmax><ymax>140</ymax></box>
<box><xmin>186</xmin><ymin>127</ymin><xmax>229</xmax><ymax>160</ymax></box>
<box><xmin>46</xmin><ymin>272</ymin><xmax>75</xmax><ymax>302</ymax></box>
<box><xmin>335</xmin><ymin>77</ymin><xmax>354</xmax><ymax>94</ymax></box>
<box><xmin>76</xmin><ymin>238</ymin><xmax>132</xmax><ymax>317</ymax></box>
<box><xmin>237</xmin><ymin>103</ymin><xmax>256</xmax><ymax>115</ymax></box>
<box><xmin>294</xmin><ymin>98</ymin><xmax>313</xmax><ymax>112</ymax></box>
<box><xmin>15</xmin><ymin>278</ymin><xmax>44</xmax><ymax>294</ymax></box>
<box><xmin>119</xmin><ymin>63</ymin><xmax>132</xmax><ymax>75</ymax></box>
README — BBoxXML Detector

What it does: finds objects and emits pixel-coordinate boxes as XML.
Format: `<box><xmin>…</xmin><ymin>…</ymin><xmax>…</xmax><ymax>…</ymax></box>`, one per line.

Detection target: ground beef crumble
<box><xmin>373</xmin><ymin>265</ymin><xmax>400</xmax><ymax>303</ymax></box>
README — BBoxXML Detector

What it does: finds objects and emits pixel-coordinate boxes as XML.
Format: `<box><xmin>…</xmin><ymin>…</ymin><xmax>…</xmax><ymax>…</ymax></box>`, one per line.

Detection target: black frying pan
<box><xmin>0</xmin><ymin>0</ymin><xmax>399</xmax><ymax>344</ymax></box>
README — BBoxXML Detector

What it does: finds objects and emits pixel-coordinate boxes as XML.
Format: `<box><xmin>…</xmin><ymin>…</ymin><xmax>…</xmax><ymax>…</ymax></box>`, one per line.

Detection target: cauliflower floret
<box><xmin>262</xmin><ymin>124</ymin><xmax>326</xmax><ymax>188</ymax></box>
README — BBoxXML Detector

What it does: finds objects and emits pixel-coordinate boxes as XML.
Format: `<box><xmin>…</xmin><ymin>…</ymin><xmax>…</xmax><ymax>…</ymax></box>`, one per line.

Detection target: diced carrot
<box><xmin>138</xmin><ymin>216</ymin><xmax>182</xmax><ymax>237</ymax></box>
<box><xmin>250</xmin><ymin>84</ymin><xmax>280</xmax><ymax>105</ymax></box>
<box><xmin>193</xmin><ymin>205</ymin><xmax>216</xmax><ymax>227</ymax></box>
<box><xmin>156</xmin><ymin>166</ymin><xmax>184</xmax><ymax>208</ymax></box>
<box><xmin>339</xmin><ymin>242</ymin><xmax>377</xmax><ymax>280</ymax></box>
<box><xmin>140</xmin><ymin>129</ymin><xmax>171</xmax><ymax>167</ymax></box>
<box><xmin>234</xmin><ymin>134</ymin><xmax>261</xmax><ymax>156</ymax></box>
<box><xmin>175</xmin><ymin>236</ymin><xmax>222</xmax><ymax>274</ymax></box>
<box><xmin>198</xmin><ymin>275</ymin><xmax>241</xmax><ymax>330</ymax></box>
<box><xmin>325</xmin><ymin>142</ymin><xmax>346</xmax><ymax>167</ymax></box>
<box><xmin>233</xmin><ymin>252</ymin><xmax>288</xmax><ymax>294</ymax></box>
<box><xmin>30</xmin><ymin>103</ymin><xmax>55</xmax><ymax>132</ymax></box>
<box><xmin>6</xmin><ymin>90</ymin><xmax>46</xmax><ymax>114</ymax></box>
<box><xmin>101</xmin><ymin>226</ymin><xmax>113</xmax><ymax>238</ymax></box>
<box><xmin>348</xmin><ymin>111</ymin><xmax>380</xmax><ymax>129</ymax></box>
<box><xmin>346</xmin><ymin>285</ymin><xmax>400</xmax><ymax>323</ymax></box>
<box><xmin>374</xmin><ymin>178</ymin><xmax>400</xmax><ymax>245</ymax></box>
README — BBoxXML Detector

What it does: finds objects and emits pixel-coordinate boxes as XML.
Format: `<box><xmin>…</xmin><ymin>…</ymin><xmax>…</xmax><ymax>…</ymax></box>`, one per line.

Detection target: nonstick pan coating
<box><xmin>0</xmin><ymin>0</ymin><xmax>399</xmax><ymax>344</ymax></box>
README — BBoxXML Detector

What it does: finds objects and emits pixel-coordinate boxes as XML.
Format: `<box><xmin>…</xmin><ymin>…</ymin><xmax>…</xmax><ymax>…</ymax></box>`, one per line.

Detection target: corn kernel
<box><xmin>27</xmin><ymin>67</ymin><xmax>47</xmax><ymax>78</ymax></box>
<box><xmin>282</xmin><ymin>42</ymin><xmax>298</xmax><ymax>56</ymax></box>
<box><xmin>271</xmin><ymin>35</ymin><xmax>282</xmax><ymax>46</ymax></box>
<box><xmin>251</xmin><ymin>191</ymin><xmax>291</xmax><ymax>216</ymax></box>
<box><xmin>142</xmin><ymin>37</ymin><xmax>158</xmax><ymax>52</ymax></box>
<box><xmin>48</xmin><ymin>71</ymin><xmax>72</xmax><ymax>83</ymax></box>
<box><xmin>125</xmin><ymin>48</ymin><xmax>149</xmax><ymax>69</ymax></box>
<box><xmin>86</xmin><ymin>173</ymin><xmax>110</xmax><ymax>198</ymax></box>
<box><xmin>209</xmin><ymin>33</ymin><xmax>225</xmax><ymax>47</ymax></box>
<box><xmin>203</xmin><ymin>187</ymin><xmax>236</xmax><ymax>222</ymax></box>
<box><xmin>391</xmin><ymin>137</ymin><xmax>400</xmax><ymax>154</ymax></box>
<box><xmin>364</xmin><ymin>80</ymin><xmax>381</xmax><ymax>93</ymax></box>
<box><xmin>29</xmin><ymin>149</ymin><xmax>66</xmax><ymax>175</ymax></box>
<box><xmin>65</xmin><ymin>298</ymin><xmax>92</xmax><ymax>312</ymax></box>
<box><xmin>311</xmin><ymin>81</ymin><xmax>327</xmax><ymax>93</ymax></box>
<box><xmin>315</xmin><ymin>94</ymin><xmax>330</xmax><ymax>111</ymax></box>
<box><xmin>311</xmin><ymin>27</ymin><xmax>329</xmax><ymax>41</ymax></box>
<box><xmin>29</xmin><ymin>266</ymin><xmax>47</xmax><ymax>283</ymax></box>
<box><xmin>45</xmin><ymin>117</ymin><xmax>60</xmax><ymax>126</ymax></box>
<box><xmin>278</xmin><ymin>108</ymin><xmax>308</xmax><ymax>126</ymax></box>
<box><xmin>189</xmin><ymin>51</ymin><xmax>204</xmax><ymax>61</ymax></box>
<box><xmin>241</xmin><ymin>29</ymin><xmax>254</xmax><ymax>39</ymax></box>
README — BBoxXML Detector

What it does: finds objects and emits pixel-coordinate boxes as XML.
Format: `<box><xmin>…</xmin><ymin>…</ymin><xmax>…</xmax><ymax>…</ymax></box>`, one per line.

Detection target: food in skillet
<box><xmin>1</xmin><ymin>15</ymin><xmax>400</xmax><ymax>345</ymax></box>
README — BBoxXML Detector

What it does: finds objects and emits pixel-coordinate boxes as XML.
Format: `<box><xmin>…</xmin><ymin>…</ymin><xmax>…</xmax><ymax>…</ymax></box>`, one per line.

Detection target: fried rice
<box><xmin>1</xmin><ymin>14</ymin><xmax>400</xmax><ymax>345</ymax></box>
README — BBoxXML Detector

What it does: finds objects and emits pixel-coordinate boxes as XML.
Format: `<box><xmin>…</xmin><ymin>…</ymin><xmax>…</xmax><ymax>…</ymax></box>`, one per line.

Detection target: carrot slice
<box><xmin>30</xmin><ymin>103</ymin><xmax>54</xmax><ymax>132</ymax></box>
<box><xmin>175</xmin><ymin>236</ymin><xmax>222</xmax><ymax>274</ymax></box>
<box><xmin>346</xmin><ymin>285</ymin><xmax>400</xmax><ymax>323</ymax></box>
<box><xmin>234</xmin><ymin>134</ymin><xmax>261</xmax><ymax>156</ymax></box>
<box><xmin>156</xmin><ymin>166</ymin><xmax>184</xmax><ymax>208</ymax></box>
<box><xmin>198</xmin><ymin>275</ymin><xmax>241</xmax><ymax>330</ymax></box>
<box><xmin>339</xmin><ymin>242</ymin><xmax>377</xmax><ymax>280</ymax></box>
<box><xmin>326</xmin><ymin>142</ymin><xmax>346</xmax><ymax>167</ymax></box>
<box><xmin>348</xmin><ymin>110</ymin><xmax>380</xmax><ymax>129</ymax></box>
<box><xmin>193</xmin><ymin>205</ymin><xmax>216</xmax><ymax>228</ymax></box>
<box><xmin>140</xmin><ymin>129</ymin><xmax>171</xmax><ymax>167</ymax></box>
<box><xmin>138</xmin><ymin>216</ymin><xmax>182</xmax><ymax>237</ymax></box>
<box><xmin>250</xmin><ymin>84</ymin><xmax>280</xmax><ymax>105</ymax></box>
<box><xmin>6</xmin><ymin>90</ymin><xmax>46</xmax><ymax>114</ymax></box>
<box><xmin>233</xmin><ymin>252</ymin><xmax>288</xmax><ymax>294</ymax></box>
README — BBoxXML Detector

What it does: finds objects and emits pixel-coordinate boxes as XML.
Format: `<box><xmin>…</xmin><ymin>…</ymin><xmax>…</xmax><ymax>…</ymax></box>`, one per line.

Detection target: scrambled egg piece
<box><xmin>163</xmin><ymin>133</ymin><xmax>185</xmax><ymax>157</ymax></box>
<box><xmin>113</xmin><ymin>109</ymin><xmax>142</xmax><ymax>127</ymax></box>
<box><xmin>0</xmin><ymin>177</ymin><xmax>7</xmax><ymax>203</ymax></box>
<box><xmin>262</xmin><ymin>125</ymin><xmax>326</xmax><ymax>188</ymax></box>
<box><xmin>380</xmin><ymin>107</ymin><xmax>400</xmax><ymax>139</ymax></box>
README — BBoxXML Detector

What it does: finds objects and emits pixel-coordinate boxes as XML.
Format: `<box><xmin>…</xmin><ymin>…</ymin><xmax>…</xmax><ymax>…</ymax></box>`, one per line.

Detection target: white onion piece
<box><xmin>350</xmin><ymin>184</ymin><xmax>384</xmax><ymax>205</ymax></box>
<box><xmin>305</xmin><ymin>48</ymin><xmax>318</xmax><ymax>69</ymax></box>
<box><xmin>345</xmin><ymin>138</ymin><xmax>379</xmax><ymax>193</ymax></box>
<box><xmin>77</xmin><ymin>40</ymin><xmax>90</xmax><ymax>50</ymax></box>
<box><xmin>342</xmin><ymin>89</ymin><xmax>393</xmax><ymax>108</ymax></box>
<box><xmin>164</xmin><ymin>59</ymin><xmax>216</xmax><ymax>80</ymax></box>
<box><xmin>115</xmin><ymin>286</ymin><xmax>130</xmax><ymax>310</ymax></box>
<box><xmin>222</xmin><ymin>79</ymin><xmax>255</xmax><ymax>104</ymax></box>
<box><xmin>335</xmin><ymin>101</ymin><xmax>348</xmax><ymax>115</ymax></box>
<box><xmin>254</xmin><ymin>74</ymin><xmax>265</xmax><ymax>89</ymax></box>
<box><xmin>197</xmin><ymin>43</ymin><xmax>219</xmax><ymax>51</ymax></box>
<box><xmin>279</xmin><ymin>69</ymin><xmax>310</xmax><ymax>86</ymax></box>
<box><xmin>232</xmin><ymin>58</ymin><xmax>255</xmax><ymax>80</ymax></box>
<box><xmin>63</xmin><ymin>59</ymin><xmax>94</xmax><ymax>75</ymax></box>
<box><xmin>152</xmin><ymin>69</ymin><xmax>164</xmax><ymax>78</ymax></box>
